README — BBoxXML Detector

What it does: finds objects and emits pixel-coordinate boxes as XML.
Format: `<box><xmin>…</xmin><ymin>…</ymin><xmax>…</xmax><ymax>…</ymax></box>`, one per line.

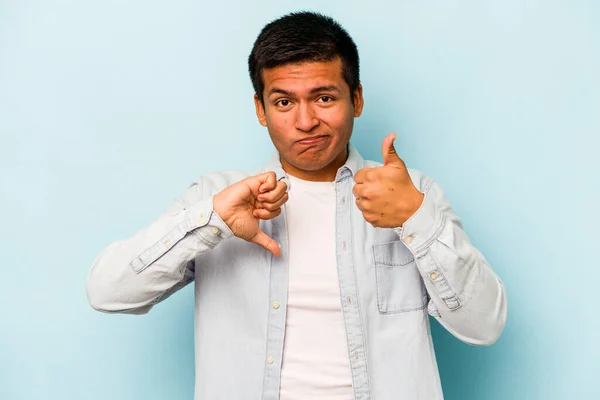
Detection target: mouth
<box><xmin>296</xmin><ymin>135</ymin><xmax>328</xmax><ymax>145</ymax></box>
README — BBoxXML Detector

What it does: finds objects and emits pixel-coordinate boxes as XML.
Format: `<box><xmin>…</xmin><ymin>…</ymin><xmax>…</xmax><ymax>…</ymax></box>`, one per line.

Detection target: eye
<box><xmin>275</xmin><ymin>99</ymin><xmax>291</xmax><ymax>107</ymax></box>
<box><xmin>318</xmin><ymin>96</ymin><xmax>333</xmax><ymax>103</ymax></box>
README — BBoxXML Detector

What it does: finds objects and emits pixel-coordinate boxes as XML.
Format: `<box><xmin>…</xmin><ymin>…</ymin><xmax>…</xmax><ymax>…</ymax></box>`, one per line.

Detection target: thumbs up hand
<box><xmin>353</xmin><ymin>133</ymin><xmax>424</xmax><ymax>228</ymax></box>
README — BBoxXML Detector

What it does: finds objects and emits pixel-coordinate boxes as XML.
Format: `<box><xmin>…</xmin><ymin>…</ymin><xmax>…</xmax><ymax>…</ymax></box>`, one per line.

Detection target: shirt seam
<box><xmin>349</xmin><ymin>190</ymin><xmax>373</xmax><ymax>398</ymax></box>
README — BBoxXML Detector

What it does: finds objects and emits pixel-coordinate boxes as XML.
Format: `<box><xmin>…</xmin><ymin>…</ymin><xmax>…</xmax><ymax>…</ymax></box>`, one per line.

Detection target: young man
<box><xmin>87</xmin><ymin>12</ymin><xmax>507</xmax><ymax>400</ymax></box>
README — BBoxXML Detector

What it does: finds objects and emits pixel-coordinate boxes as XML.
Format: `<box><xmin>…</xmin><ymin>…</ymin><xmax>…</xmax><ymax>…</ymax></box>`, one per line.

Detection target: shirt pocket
<box><xmin>373</xmin><ymin>240</ymin><xmax>428</xmax><ymax>314</ymax></box>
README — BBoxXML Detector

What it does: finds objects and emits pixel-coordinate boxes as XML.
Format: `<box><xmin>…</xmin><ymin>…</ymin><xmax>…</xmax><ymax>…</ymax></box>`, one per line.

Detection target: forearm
<box><xmin>86</xmin><ymin>180</ymin><xmax>233</xmax><ymax>314</ymax></box>
<box><xmin>396</xmin><ymin>178</ymin><xmax>507</xmax><ymax>345</ymax></box>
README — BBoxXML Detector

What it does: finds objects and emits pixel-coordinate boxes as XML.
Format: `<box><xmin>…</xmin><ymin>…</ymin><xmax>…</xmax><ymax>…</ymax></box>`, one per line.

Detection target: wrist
<box><xmin>398</xmin><ymin>190</ymin><xmax>425</xmax><ymax>227</ymax></box>
<box><xmin>212</xmin><ymin>193</ymin><xmax>230</xmax><ymax>224</ymax></box>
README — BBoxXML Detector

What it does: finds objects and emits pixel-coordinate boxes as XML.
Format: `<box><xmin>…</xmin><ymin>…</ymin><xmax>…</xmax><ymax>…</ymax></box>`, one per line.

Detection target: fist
<box><xmin>353</xmin><ymin>133</ymin><xmax>424</xmax><ymax>228</ymax></box>
<box><xmin>213</xmin><ymin>171</ymin><xmax>288</xmax><ymax>256</ymax></box>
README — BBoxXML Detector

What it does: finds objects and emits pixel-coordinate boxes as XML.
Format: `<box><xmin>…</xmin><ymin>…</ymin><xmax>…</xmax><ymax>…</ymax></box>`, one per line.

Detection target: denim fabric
<box><xmin>87</xmin><ymin>142</ymin><xmax>507</xmax><ymax>400</ymax></box>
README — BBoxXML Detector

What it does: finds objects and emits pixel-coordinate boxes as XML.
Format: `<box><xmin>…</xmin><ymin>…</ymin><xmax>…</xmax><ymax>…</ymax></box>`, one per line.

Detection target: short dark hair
<box><xmin>248</xmin><ymin>11</ymin><xmax>360</xmax><ymax>104</ymax></box>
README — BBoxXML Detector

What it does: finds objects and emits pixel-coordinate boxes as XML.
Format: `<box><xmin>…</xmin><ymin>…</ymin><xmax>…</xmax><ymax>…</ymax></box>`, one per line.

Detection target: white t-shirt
<box><xmin>279</xmin><ymin>174</ymin><xmax>354</xmax><ymax>400</ymax></box>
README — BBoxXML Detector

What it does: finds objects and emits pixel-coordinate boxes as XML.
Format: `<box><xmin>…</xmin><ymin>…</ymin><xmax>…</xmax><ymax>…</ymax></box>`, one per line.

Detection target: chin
<box><xmin>280</xmin><ymin>145</ymin><xmax>345</xmax><ymax>173</ymax></box>
<box><xmin>285</xmin><ymin>160</ymin><xmax>324</xmax><ymax>171</ymax></box>
<box><xmin>297</xmin><ymin>154</ymin><xmax>338</xmax><ymax>170</ymax></box>
<box><xmin>300</xmin><ymin>163</ymin><xmax>330</xmax><ymax>171</ymax></box>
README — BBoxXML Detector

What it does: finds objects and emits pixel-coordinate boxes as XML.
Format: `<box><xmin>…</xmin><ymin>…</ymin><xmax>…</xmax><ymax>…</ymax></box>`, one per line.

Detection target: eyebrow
<box><xmin>309</xmin><ymin>85</ymin><xmax>342</xmax><ymax>94</ymax></box>
<box><xmin>268</xmin><ymin>85</ymin><xmax>342</xmax><ymax>97</ymax></box>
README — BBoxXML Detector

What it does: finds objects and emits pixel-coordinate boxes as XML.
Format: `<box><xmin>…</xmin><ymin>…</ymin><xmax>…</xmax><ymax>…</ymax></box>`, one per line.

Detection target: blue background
<box><xmin>1</xmin><ymin>1</ymin><xmax>597</xmax><ymax>399</ymax></box>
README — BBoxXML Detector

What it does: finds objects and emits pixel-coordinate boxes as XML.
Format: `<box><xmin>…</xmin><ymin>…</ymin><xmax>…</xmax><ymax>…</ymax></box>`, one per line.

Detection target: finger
<box><xmin>249</xmin><ymin>229</ymin><xmax>281</xmax><ymax>257</ymax></box>
<box><xmin>254</xmin><ymin>207</ymin><xmax>282</xmax><ymax>220</ymax></box>
<box><xmin>382</xmin><ymin>133</ymin><xmax>403</xmax><ymax>166</ymax></box>
<box><xmin>361</xmin><ymin>211</ymin><xmax>379</xmax><ymax>226</ymax></box>
<box><xmin>353</xmin><ymin>183</ymin><xmax>373</xmax><ymax>200</ymax></box>
<box><xmin>258</xmin><ymin>171</ymin><xmax>277</xmax><ymax>193</ymax></box>
<box><xmin>257</xmin><ymin>193</ymin><xmax>289</xmax><ymax>212</ymax></box>
<box><xmin>352</xmin><ymin>183</ymin><xmax>363</xmax><ymax>199</ymax></box>
<box><xmin>354</xmin><ymin>168</ymin><xmax>370</xmax><ymax>184</ymax></box>
<box><xmin>355</xmin><ymin>197</ymin><xmax>369</xmax><ymax>212</ymax></box>
<box><xmin>257</xmin><ymin>180</ymin><xmax>288</xmax><ymax>202</ymax></box>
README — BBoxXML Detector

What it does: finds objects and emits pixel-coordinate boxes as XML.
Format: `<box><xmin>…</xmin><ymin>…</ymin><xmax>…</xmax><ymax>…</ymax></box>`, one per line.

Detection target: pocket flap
<box><xmin>373</xmin><ymin>240</ymin><xmax>414</xmax><ymax>266</ymax></box>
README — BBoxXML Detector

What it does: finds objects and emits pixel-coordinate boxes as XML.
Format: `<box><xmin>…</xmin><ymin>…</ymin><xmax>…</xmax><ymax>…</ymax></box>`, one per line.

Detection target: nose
<box><xmin>294</xmin><ymin>103</ymin><xmax>319</xmax><ymax>132</ymax></box>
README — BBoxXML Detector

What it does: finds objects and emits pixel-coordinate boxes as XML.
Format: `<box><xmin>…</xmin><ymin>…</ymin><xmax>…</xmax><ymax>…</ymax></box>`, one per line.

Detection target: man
<box><xmin>87</xmin><ymin>11</ymin><xmax>507</xmax><ymax>400</ymax></box>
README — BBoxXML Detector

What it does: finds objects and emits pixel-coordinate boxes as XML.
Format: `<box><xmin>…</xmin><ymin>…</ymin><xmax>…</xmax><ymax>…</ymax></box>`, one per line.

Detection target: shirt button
<box><xmin>267</xmin><ymin>357</ymin><xmax>274</xmax><ymax>364</ymax></box>
<box><xmin>211</xmin><ymin>226</ymin><xmax>220</xmax><ymax>235</ymax></box>
<box><xmin>342</xmin><ymin>196</ymin><xmax>346</xmax><ymax>205</ymax></box>
<box><xmin>272</xmin><ymin>302</ymin><xmax>280</xmax><ymax>309</ymax></box>
<box><xmin>342</xmin><ymin>241</ymin><xmax>347</xmax><ymax>250</ymax></box>
<box><xmin>347</xmin><ymin>296</ymin><xmax>353</xmax><ymax>305</ymax></box>
<box><xmin>403</xmin><ymin>235</ymin><xmax>414</xmax><ymax>244</ymax></box>
<box><xmin>430</xmin><ymin>272</ymin><xmax>439</xmax><ymax>281</ymax></box>
<box><xmin>199</xmin><ymin>213</ymin><xmax>206</xmax><ymax>225</ymax></box>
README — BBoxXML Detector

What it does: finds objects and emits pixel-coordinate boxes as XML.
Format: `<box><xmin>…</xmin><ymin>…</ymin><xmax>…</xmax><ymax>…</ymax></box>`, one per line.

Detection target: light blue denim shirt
<box><xmin>86</xmin><ymin>142</ymin><xmax>507</xmax><ymax>400</ymax></box>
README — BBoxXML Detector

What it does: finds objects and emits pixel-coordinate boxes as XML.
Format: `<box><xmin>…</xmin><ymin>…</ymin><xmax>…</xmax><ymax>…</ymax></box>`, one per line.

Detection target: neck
<box><xmin>281</xmin><ymin>147</ymin><xmax>348</xmax><ymax>182</ymax></box>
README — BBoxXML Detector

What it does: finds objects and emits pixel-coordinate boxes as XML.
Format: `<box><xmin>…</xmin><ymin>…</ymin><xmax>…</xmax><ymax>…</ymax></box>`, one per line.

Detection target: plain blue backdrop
<box><xmin>0</xmin><ymin>1</ymin><xmax>597</xmax><ymax>399</ymax></box>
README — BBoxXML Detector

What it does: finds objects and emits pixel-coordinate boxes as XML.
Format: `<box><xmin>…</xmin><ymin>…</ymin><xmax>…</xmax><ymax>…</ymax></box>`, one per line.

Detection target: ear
<box><xmin>254</xmin><ymin>94</ymin><xmax>268</xmax><ymax>127</ymax></box>
<box><xmin>352</xmin><ymin>83</ymin><xmax>364</xmax><ymax>118</ymax></box>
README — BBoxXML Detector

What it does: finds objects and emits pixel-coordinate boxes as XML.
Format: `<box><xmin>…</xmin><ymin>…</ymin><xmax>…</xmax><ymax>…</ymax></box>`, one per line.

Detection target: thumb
<box><xmin>382</xmin><ymin>133</ymin><xmax>402</xmax><ymax>166</ymax></box>
<box><xmin>249</xmin><ymin>230</ymin><xmax>281</xmax><ymax>257</ymax></box>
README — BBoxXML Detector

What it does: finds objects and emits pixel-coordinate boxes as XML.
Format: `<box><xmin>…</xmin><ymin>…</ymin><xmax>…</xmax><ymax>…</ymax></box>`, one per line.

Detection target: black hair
<box><xmin>248</xmin><ymin>11</ymin><xmax>360</xmax><ymax>104</ymax></box>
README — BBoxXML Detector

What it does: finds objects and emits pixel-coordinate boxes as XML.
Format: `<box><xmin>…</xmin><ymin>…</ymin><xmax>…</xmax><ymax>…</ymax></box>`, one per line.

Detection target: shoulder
<box><xmin>189</xmin><ymin>169</ymin><xmax>252</xmax><ymax>195</ymax></box>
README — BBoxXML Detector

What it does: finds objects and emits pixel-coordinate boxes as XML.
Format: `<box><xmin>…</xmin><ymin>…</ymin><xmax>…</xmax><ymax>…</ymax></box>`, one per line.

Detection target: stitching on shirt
<box><xmin>374</xmin><ymin>259</ymin><xmax>414</xmax><ymax>267</ymax></box>
<box><xmin>128</xmin><ymin>224</ymin><xmax>187</xmax><ymax>274</ymax></box>
<box><xmin>348</xmin><ymin>186</ymin><xmax>373</xmax><ymax>398</ymax></box>
<box><xmin>415</xmin><ymin>212</ymin><xmax>447</xmax><ymax>256</ymax></box>
<box><xmin>374</xmin><ymin>259</ymin><xmax>429</xmax><ymax>314</ymax></box>
<box><xmin>377</xmin><ymin>300</ymin><xmax>429</xmax><ymax>315</ymax></box>
<box><xmin>335</xmin><ymin>181</ymin><xmax>360</xmax><ymax>396</ymax></box>
<box><xmin>261</xmin><ymin>234</ymin><xmax>276</xmax><ymax>400</ymax></box>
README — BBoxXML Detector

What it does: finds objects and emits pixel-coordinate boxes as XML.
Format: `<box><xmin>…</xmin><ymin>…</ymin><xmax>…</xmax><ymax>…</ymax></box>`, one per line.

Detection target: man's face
<box><xmin>254</xmin><ymin>57</ymin><xmax>364</xmax><ymax>181</ymax></box>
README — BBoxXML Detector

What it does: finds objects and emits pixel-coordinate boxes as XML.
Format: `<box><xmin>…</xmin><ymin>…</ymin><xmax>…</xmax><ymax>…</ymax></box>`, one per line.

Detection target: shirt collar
<box><xmin>340</xmin><ymin>141</ymin><xmax>364</xmax><ymax>177</ymax></box>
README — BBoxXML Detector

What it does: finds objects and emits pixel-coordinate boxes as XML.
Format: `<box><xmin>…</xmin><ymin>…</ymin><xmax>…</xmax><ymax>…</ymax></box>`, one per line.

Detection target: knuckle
<box><xmin>365</xmin><ymin>170</ymin><xmax>376</xmax><ymax>180</ymax></box>
<box><xmin>262</xmin><ymin>192</ymin><xmax>275</xmax><ymax>202</ymax></box>
<box><xmin>355</xmin><ymin>168</ymin><xmax>368</xmax><ymax>181</ymax></box>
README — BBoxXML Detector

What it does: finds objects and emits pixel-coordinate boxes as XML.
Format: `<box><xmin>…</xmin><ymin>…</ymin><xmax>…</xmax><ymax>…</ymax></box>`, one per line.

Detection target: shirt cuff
<box><xmin>393</xmin><ymin>188</ymin><xmax>445</xmax><ymax>254</ymax></box>
<box><xmin>186</xmin><ymin>197</ymin><xmax>235</xmax><ymax>248</ymax></box>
